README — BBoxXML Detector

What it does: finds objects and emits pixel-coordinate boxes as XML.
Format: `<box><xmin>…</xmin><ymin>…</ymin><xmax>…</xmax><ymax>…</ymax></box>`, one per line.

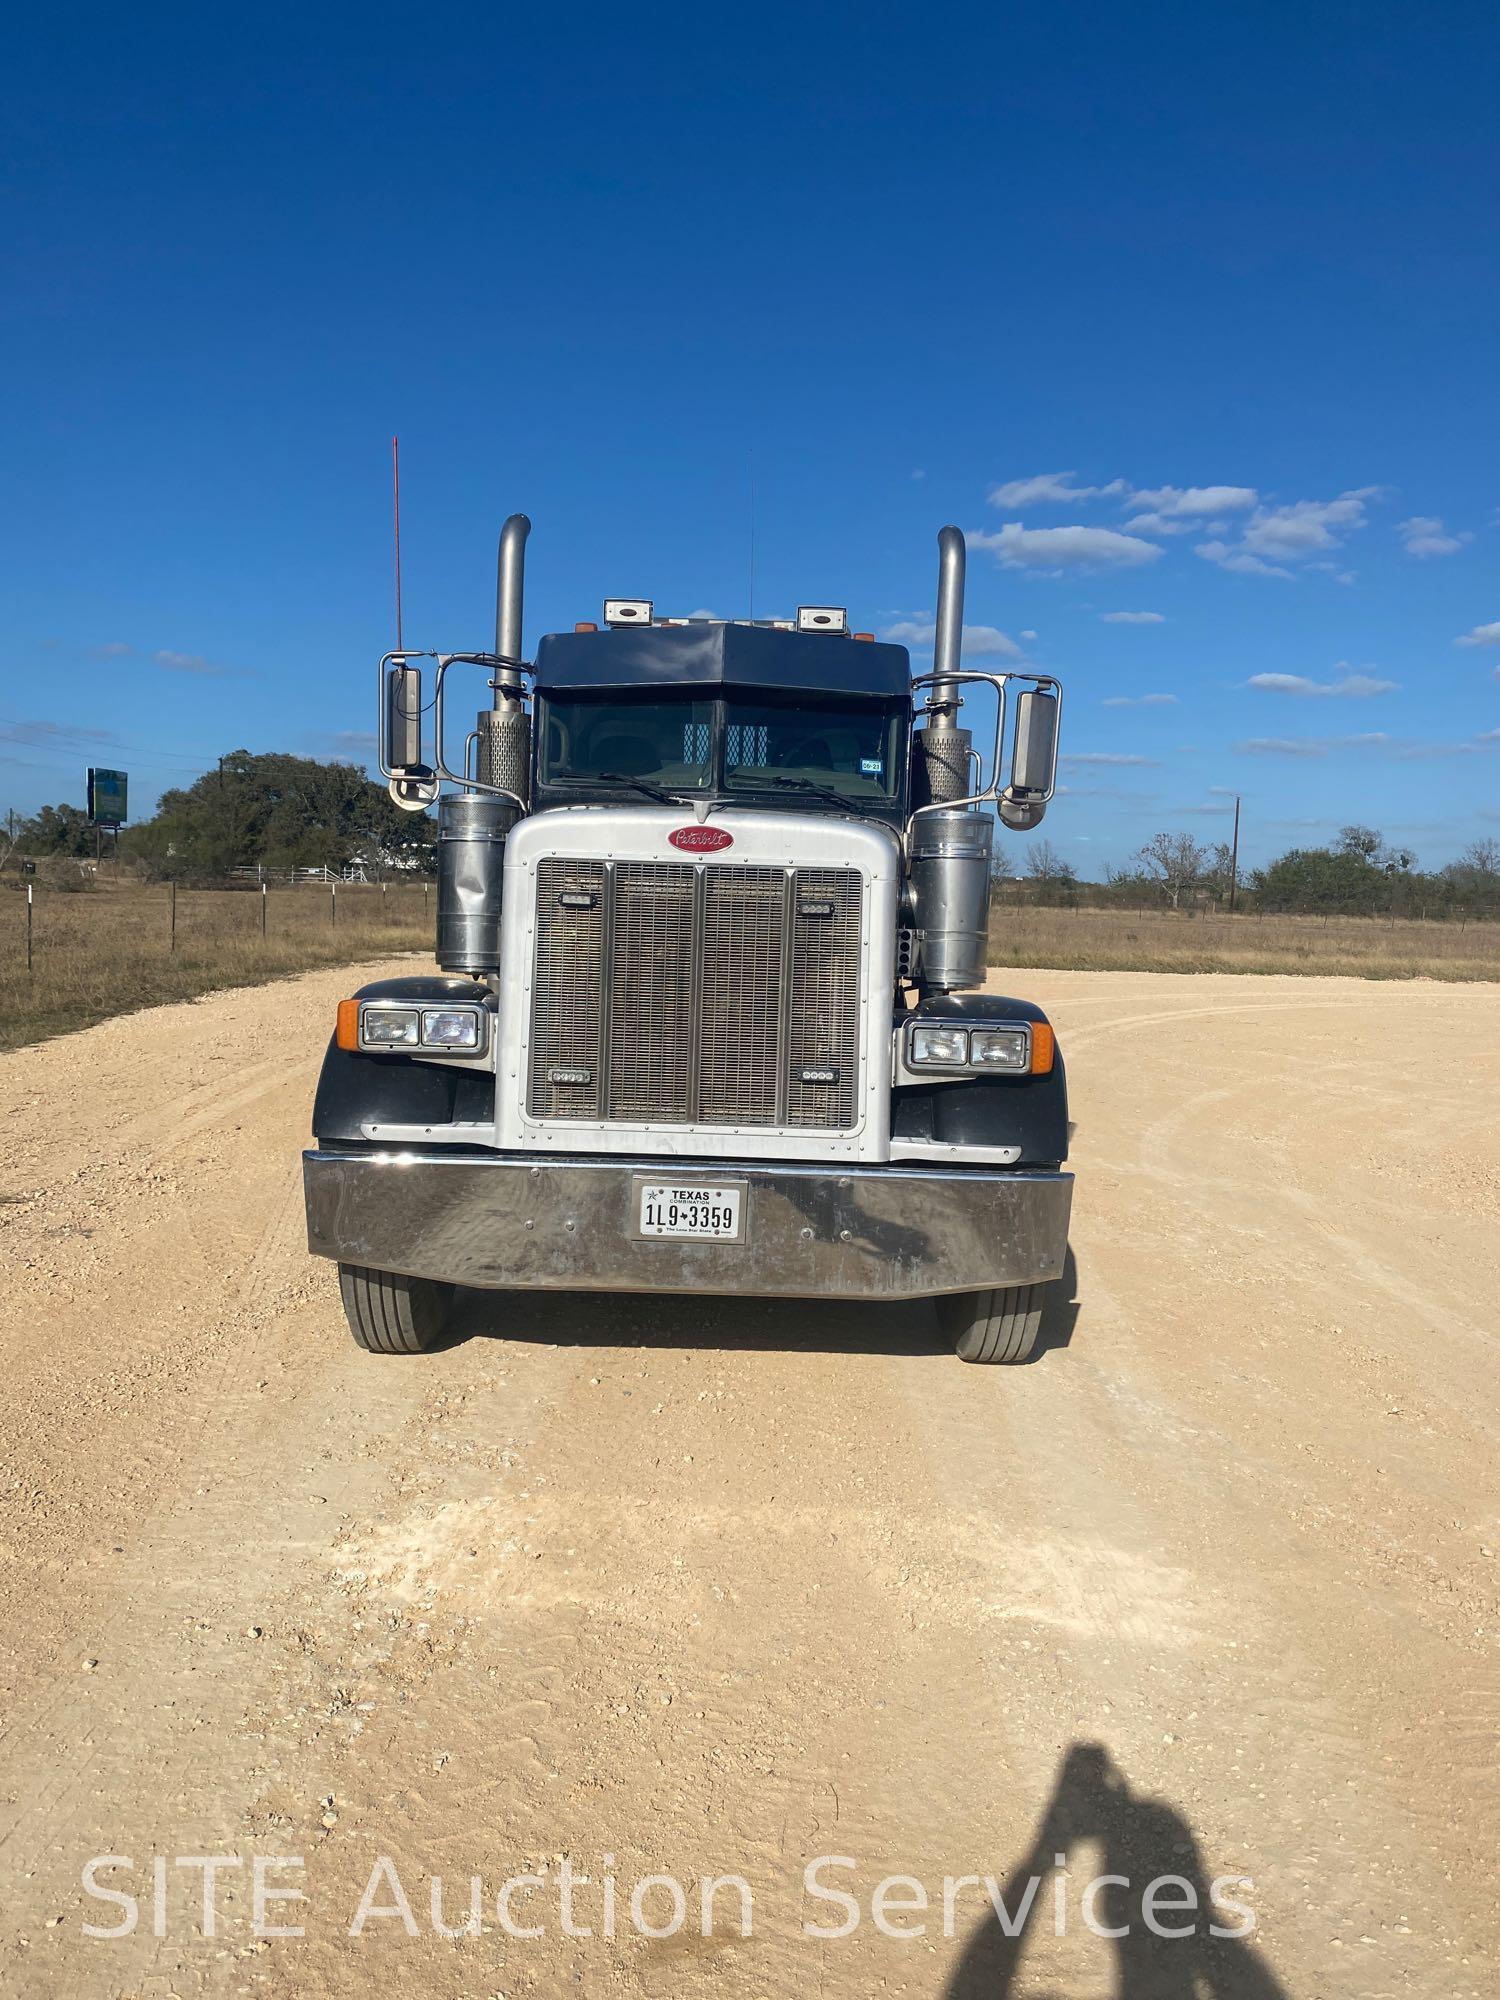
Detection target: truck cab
<box><xmin>304</xmin><ymin>521</ymin><xmax>1072</xmax><ymax>1362</ymax></box>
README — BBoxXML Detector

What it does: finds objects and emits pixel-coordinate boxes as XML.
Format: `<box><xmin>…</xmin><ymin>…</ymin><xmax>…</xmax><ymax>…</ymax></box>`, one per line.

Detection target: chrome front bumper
<box><xmin>303</xmin><ymin>1148</ymin><xmax>1072</xmax><ymax>1301</ymax></box>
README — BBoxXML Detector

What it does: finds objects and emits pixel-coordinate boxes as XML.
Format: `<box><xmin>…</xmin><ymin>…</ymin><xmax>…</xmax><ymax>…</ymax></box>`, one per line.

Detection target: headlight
<box><xmin>970</xmin><ymin>1027</ymin><xmax>1030</xmax><ymax>1071</ymax></box>
<box><xmin>421</xmin><ymin>1008</ymin><xmax>480</xmax><ymax>1049</ymax></box>
<box><xmin>361</xmin><ymin>1006</ymin><xmax>420</xmax><ymax>1048</ymax></box>
<box><xmin>350</xmin><ymin>1000</ymin><xmax>488</xmax><ymax>1054</ymax></box>
<box><xmin>909</xmin><ymin>1026</ymin><xmax>968</xmax><ymax>1067</ymax></box>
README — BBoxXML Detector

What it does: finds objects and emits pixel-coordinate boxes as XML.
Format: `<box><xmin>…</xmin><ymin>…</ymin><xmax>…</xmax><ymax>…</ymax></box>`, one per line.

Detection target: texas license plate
<box><xmin>636</xmin><ymin>1182</ymin><xmax>745</xmax><ymax>1241</ymax></box>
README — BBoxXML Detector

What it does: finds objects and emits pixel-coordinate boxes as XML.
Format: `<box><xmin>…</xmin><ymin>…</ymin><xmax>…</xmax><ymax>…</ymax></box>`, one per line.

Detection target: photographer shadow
<box><xmin>946</xmin><ymin>1743</ymin><xmax>1286</xmax><ymax>1999</ymax></box>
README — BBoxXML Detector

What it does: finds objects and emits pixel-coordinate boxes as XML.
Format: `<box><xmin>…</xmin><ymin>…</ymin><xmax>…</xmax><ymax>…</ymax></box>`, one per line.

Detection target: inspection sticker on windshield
<box><xmin>860</xmin><ymin>758</ymin><xmax>883</xmax><ymax>775</ymax></box>
<box><xmin>634</xmin><ymin>1181</ymin><xmax>746</xmax><ymax>1242</ymax></box>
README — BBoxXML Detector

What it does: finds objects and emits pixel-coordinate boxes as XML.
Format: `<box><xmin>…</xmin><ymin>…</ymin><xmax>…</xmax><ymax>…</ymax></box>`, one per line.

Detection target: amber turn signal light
<box><xmin>335</xmin><ymin>998</ymin><xmax>361</xmax><ymax>1052</ymax></box>
<box><xmin>1029</xmin><ymin>1022</ymin><xmax>1055</xmax><ymax>1074</ymax></box>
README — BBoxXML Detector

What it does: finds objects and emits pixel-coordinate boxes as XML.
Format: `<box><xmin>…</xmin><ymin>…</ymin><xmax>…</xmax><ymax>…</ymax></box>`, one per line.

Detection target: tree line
<box><xmin>1014</xmin><ymin>826</ymin><xmax>1500</xmax><ymax>921</ymax></box>
<box><xmin>2</xmin><ymin>752</ymin><xmax>435</xmax><ymax>882</ymax></box>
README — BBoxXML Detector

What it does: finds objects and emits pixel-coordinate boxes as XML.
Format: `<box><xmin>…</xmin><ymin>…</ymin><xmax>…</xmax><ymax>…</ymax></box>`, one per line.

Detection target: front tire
<box><xmin>337</xmin><ymin>1264</ymin><xmax>453</xmax><ymax>1354</ymax></box>
<box><xmin>939</xmin><ymin>1283</ymin><xmax>1046</xmax><ymax>1364</ymax></box>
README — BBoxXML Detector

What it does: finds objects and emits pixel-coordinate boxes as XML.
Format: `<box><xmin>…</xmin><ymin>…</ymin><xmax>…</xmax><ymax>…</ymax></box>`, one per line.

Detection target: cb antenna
<box><xmin>392</xmin><ymin>435</ymin><xmax>404</xmax><ymax>653</ymax></box>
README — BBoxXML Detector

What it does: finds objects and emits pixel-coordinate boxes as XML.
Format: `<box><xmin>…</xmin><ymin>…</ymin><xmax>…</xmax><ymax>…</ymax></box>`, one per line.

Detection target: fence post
<box><xmin>331</xmin><ymin>881</ymin><xmax>337</xmax><ymax>928</ymax></box>
<box><xmin>26</xmin><ymin>881</ymin><xmax>33</xmax><ymax>974</ymax></box>
<box><xmin>261</xmin><ymin>881</ymin><xmax>268</xmax><ymax>937</ymax></box>
<box><xmin>170</xmin><ymin>881</ymin><xmax>177</xmax><ymax>953</ymax></box>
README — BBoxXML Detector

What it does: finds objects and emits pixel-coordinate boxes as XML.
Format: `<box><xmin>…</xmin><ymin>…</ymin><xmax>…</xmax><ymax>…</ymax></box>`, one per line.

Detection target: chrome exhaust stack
<box><xmin>907</xmin><ymin>527</ymin><xmax>990</xmax><ymax>990</ymax></box>
<box><xmin>494</xmin><ymin>513</ymin><xmax>531</xmax><ymax>675</ymax></box>
<box><xmin>478</xmin><ymin>512</ymin><xmax>533</xmax><ymax>804</ymax></box>
<box><xmin>436</xmin><ymin>793</ymin><xmax>511</xmax><ymax>976</ymax></box>
<box><xmin>913</xmin><ymin>526</ymin><xmax>974</xmax><ymax>807</ymax></box>
<box><xmin>432</xmin><ymin>514</ymin><xmax>535</xmax><ymax>975</ymax></box>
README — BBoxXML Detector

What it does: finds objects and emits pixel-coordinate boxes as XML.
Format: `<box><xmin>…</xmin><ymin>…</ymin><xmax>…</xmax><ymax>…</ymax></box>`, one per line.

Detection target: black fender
<box><xmin>311</xmin><ymin>976</ymin><xmax>496</xmax><ymax>1146</ymax></box>
<box><xmin>892</xmin><ymin>993</ymin><xmax>1069</xmax><ymax>1165</ymax></box>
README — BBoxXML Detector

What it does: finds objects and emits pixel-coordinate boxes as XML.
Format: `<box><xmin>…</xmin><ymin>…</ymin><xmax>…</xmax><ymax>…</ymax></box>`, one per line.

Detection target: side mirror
<box><xmin>1008</xmin><ymin>687</ymin><xmax>1059</xmax><ymax>793</ymax></box>
<box><xmin>386</xmin><ymin>661</ymin><xmax>424</xmax><ymax>771</ymax></box>
<box><xmin>1000</xmin><ymin>687</ymin><xmax>1059</xmax><ymax>826</ymax></box>
<box><xmin>384</xmin><ymin>658</ymin><xmax>439</xmax><ymax>812</ymax></box>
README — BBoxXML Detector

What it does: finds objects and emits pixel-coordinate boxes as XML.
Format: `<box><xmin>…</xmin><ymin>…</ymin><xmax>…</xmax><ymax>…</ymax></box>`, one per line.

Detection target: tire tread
<box><xmin>940</xmin><ymin>1283</ymin><xmax>1046</xmax><ymax>1364</ymax></box>
<box><xmin>337</xmin><ymin>1264</ymin><xmax>452</xmax><ymax>1354</ymax></box>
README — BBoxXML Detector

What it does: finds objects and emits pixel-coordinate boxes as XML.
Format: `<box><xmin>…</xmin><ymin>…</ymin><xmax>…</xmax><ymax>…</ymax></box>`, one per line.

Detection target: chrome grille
<box><xmin>528</xmin><ymin>860</ymin><xmax>606</xmax><ymax>1118</ymax></box>
<box><xmin>699</xmin><ymin>867</ymin><xmax>785</xmax><ymax>1125</ymax></box>
<box><xmin>787</xmin><ymin>867</ymin><xmax>863</xmax><ymax>1129</ymax></box>
<box><xmin>527</xmin><ymin>859</ymin><xmax>864</xmax><ymax>1131</ymax></box>
<box><xmin>606</xmin><ymin>863</ymin><xmax>696</xmax><ymax>1121</ymax></box>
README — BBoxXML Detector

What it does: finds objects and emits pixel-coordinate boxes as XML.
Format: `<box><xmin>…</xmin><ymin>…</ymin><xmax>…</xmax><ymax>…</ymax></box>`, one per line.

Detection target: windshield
<box><xmin>538</xmin><ymin>695</ymin><xmax>715</xmax><ymax>791</ymax></box>
<box><xmin>723</xmin><ymin>696</ymin><xmax>903</xmax><ymax>801</ymax></box>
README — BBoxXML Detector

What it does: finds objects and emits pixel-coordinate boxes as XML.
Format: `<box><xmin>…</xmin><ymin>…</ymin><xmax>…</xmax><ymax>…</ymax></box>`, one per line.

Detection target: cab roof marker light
<box><xmin>604</xmin><ymin>599</ymin><xmax>652</xmax><ymax>626</ymax></box>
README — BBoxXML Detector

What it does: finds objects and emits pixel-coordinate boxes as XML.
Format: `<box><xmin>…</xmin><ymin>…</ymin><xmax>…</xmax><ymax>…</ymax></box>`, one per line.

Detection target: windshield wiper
<box><xmin>772</xmin><ymin>776</ymin><xmax>861</xmax><ymax>810</ymax></box>
<box><xmin>595</xmin><ymin>771</ymin><xmax>682</xmax><ymax>804</ymax></box>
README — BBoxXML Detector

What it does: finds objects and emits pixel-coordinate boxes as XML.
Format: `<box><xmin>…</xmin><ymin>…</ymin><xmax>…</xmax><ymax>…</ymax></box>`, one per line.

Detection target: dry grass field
<box><xmin>4</xmin><ymin>880</ymin><xmax>1497</xmax><ymax>1054</ymax></box>
<box><xmin>990</xmin><ymin>900</ymin><xmax>1500</xmax><ymax>980</ymax></box>
<box><xmin>0</xmin><ymin>879</ymin><xmax>432</xmax><ymax>1051</ymax></box>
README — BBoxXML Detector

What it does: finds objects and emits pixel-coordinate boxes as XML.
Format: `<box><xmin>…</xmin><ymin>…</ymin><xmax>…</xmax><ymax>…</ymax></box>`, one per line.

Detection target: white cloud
<box><xmin>1100</xmin><ymin>610</ymin><xmax>1166</xmax><ymax>624</ymax></box>
<box><xmin>1197</xmin><ymin>488</ymin><xmax>1382</xmax><ymax>577</ymax></box>
<box><xmin>970</xmin><ymin>523</ymin><xmax>1163</xmax><ymax>572</ymax></box>
<box><xmin>1398</xmin><ymin>515</ymin><xmax>1471</xmax><ymax>559</ymax></box>
<box><xmin>1101</xmin><ymin>693</ymin><xmax>1178</xmax><ymax>707</ymax></box>
<box><xmin>1125</xmin><ymin>485</ymin><xmax>1258</xmax><ymax>534</ymax></box>
<box><xmin>880</xmin><ymin>618</ymin><xmax>1022</xmax><ymax>657</ymax></box>
<box><xmin>1392</xmin><ymin>733</ymin><xmax>1500</xmax><ymax>760</ymax></box>
<box><xmin>156</xmin><ymin>648</ymin><xmax>232</xmax><ymax>676</ymax></box>
<box><xmin>1456</xmin><ymin>621</ymin><xmax>1500</xmax><ymax>647</ymax></box>
<box><xmin>1236</xmin><ymin>733</ymin><xmax>1390</xmax><ymax>757</ymax></box>
<box><xmin>1020</xmin><ymin>629</ymin><xmax>1038</xmax><ymax>641</ymax></box>
<box><xmin>1241</xmin><ymin>488</ymin><xmax>1381</xmax><ymax>558</ymax></box>
<box><xmin>687</xmin><ymin>608</ymin><xmax>718</xmax><ymax>619</ymax></box>
<box><xmin>1130</xmin><ymin>484</ymin><xmax>1258</xmax><ymax>515</ymax></box>
<box><xmin>986</xmin><ymin>472</ymin><xmax>1125</xmax><ymax>509</ymax></box>
<box><xmin>1196</xmin><ymin>541</ymin><xmax>1292</xmax><ymax>579</ymax></box>
<box><xmin>88</xmin><ymin>641</ymin><xmax>134</xmax><ymax>658</ymax></box>
<box><xmin>1245</xmin><ymin>670</ymin><xmax>1397</xmax><ymax>698</ymax></box>
<box><xmin>1060</xmin><ymin>751</ymin><xmax>1161</xmax><ymax>767</ymax></box>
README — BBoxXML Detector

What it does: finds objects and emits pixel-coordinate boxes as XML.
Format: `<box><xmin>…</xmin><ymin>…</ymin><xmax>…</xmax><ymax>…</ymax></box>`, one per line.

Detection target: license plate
<box><xmin>636</xmin><ymin>1183</ymin><xmax>745</xmax><ymax>1241</ymax></box>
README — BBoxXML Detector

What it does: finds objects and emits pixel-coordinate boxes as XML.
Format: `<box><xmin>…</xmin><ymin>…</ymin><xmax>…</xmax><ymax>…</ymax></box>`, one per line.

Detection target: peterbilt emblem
<box><xmin>668</xmin><ymin>826</ymin><xmax>733</xmax><ymax>853</ymax></box>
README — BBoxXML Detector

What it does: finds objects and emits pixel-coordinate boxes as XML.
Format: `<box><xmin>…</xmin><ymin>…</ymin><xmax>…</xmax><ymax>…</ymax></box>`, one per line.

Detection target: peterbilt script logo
<box><xmin>667</xmin><ymin>826</ymin><xmax>734</xmax><ymax>853</ymax></box>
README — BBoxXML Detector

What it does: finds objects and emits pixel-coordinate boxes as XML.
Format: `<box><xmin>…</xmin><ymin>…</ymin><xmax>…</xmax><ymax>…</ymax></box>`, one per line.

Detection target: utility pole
<box><xmin>1228</xmin><ymin>795</ymin><xmax>1242</xmax><ymax>915</ymax></box>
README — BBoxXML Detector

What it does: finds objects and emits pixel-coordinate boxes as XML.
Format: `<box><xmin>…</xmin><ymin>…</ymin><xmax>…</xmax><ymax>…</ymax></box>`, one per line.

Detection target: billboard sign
<box><xmin>88</xmin><ymin>768</ymin><xmax>128</xmax><ymax>827</ymax></box>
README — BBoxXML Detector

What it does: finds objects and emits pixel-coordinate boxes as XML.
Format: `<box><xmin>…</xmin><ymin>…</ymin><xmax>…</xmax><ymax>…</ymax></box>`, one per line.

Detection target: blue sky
<box><xmin>3</xmin><ymin>0</ymin><xmax>1497</xmax><ymax>873</ymax></box>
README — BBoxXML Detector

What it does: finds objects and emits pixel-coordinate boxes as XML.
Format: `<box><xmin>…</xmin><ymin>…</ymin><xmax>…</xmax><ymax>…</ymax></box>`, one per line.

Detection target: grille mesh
<box><xmin>606</xmin><ymin>863</ymin><xmax>696</xmax><ymax>1121</ymax></box>
<box><xmin>528</xmin><ymin>859</ymin><xmax>863</xmax><ymax>1130</ymax></box>
<box><xmin>528</xmin><ymin>859</ymin><xmax>606</xmax><ymax>1118</ymax></box>
<box><xmin>699</xmin><ymin>868</ymin><xmax>785</xmax><ymax>1125</ymax></box>
<box><xmin>787</xmin><ymin>867</ymin><xmax>863</xmax><ymax>1129</ymax></box>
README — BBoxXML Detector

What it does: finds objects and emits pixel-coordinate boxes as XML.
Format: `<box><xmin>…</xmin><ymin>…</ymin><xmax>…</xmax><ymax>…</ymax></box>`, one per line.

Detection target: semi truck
<box><xmin>302</xmin><ymin>517</ymin><xmax>1072</xmax><ymax>1362</ymax></box>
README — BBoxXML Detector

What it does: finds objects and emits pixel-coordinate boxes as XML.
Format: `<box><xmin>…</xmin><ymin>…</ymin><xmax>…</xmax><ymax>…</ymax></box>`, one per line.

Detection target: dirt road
<box><xmin>1</xmin><ymin>963</ymin><xmax>1495</xmax><ymax>1999</ymax></box>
